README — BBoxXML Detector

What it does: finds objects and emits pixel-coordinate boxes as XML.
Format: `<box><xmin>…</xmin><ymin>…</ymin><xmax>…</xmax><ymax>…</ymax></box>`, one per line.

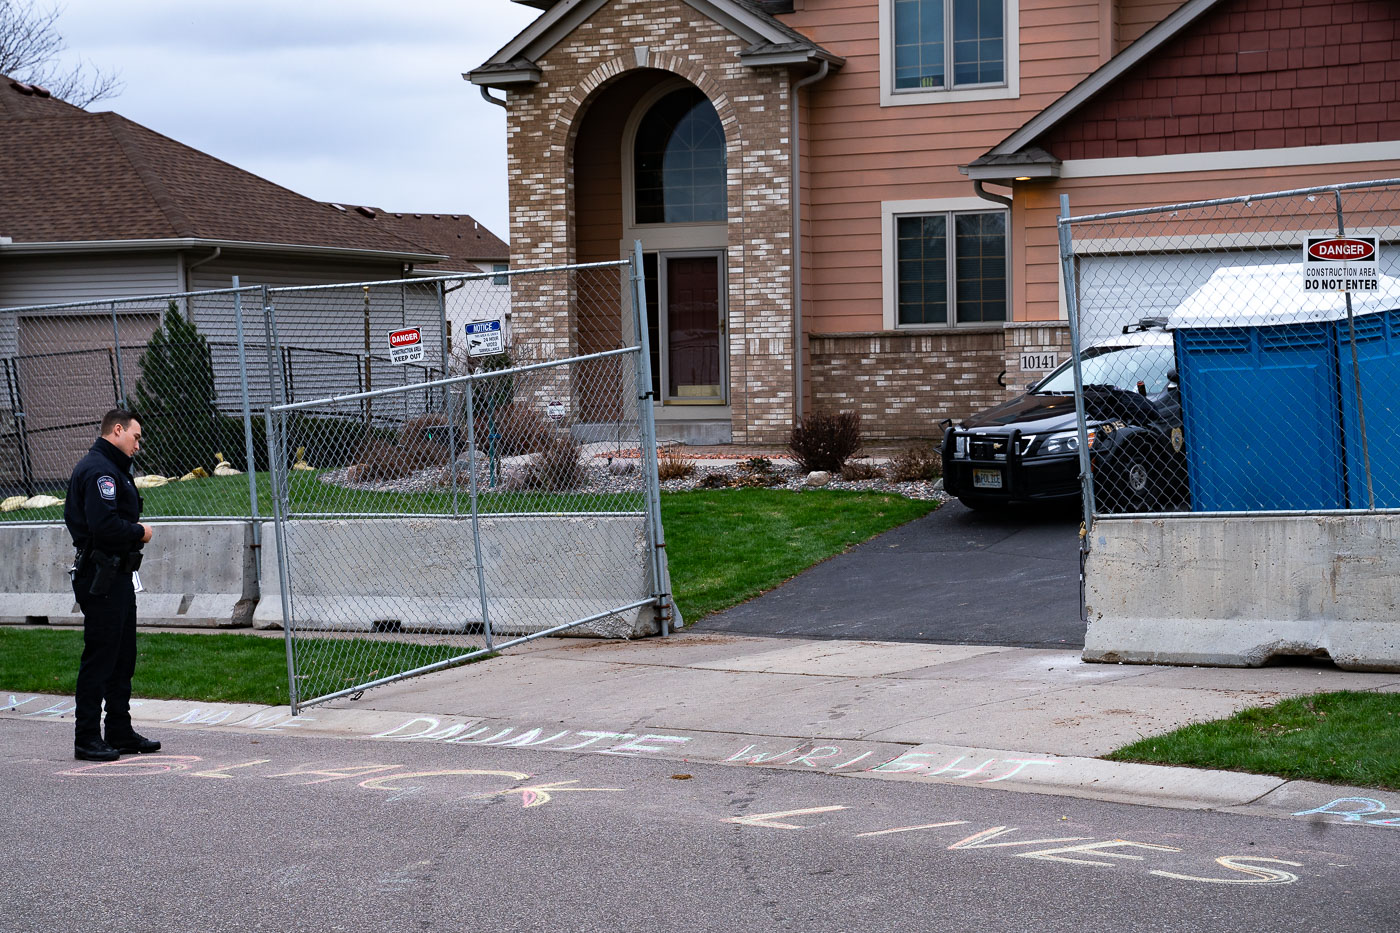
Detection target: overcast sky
<box><xmin>50</xmin><ymin>0</ymin><xmax>540</xmax><ymax>238</ymax></box>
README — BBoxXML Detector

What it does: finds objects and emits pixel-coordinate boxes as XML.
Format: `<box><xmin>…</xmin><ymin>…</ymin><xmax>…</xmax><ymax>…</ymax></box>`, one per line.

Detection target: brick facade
<box><xmin>1040</xmin><ymin>0</ymin><xmax>1400</xmax><ymax>159</ymax></box>
<box><xmin>502</xmin><ymin>0</ymin><xmax>798</xmax><ymax>443</ymax></box>
<box><xmin>808</xmin><ymin>330</ymin><xmax>1010</xmax><ymax>439</ymax></box>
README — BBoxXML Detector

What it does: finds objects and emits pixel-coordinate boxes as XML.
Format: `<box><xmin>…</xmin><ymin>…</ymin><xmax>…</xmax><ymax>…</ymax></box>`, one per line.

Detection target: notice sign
<box><xmin>1303</xmin><ymin>236</ymin><xmax>1380</xmax><ymax>292</ymax></box>
<box><xmin>387</xmin><ymin>327</ymin><xmax>424</xmax><ymax>365</ymax></box>
<box><xmin>466</xmin><ymin>319</ymin><xmax>504</xmax><ymax>358</ymax></box>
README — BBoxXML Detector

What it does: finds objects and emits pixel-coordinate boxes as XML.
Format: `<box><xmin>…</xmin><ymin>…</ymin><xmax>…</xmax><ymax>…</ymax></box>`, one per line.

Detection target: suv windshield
<box><xmin>1034</xmin><ymin>344</ymin><xmax>1174</xmax><ymax>395</ymax></box>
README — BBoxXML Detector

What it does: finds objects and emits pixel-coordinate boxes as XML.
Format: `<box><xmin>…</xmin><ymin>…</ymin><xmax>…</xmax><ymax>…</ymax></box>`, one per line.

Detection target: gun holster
<box><xmin>87</xmin><ymin>549</ymin><xmax>139</xmax><ymax>596</ymax></box>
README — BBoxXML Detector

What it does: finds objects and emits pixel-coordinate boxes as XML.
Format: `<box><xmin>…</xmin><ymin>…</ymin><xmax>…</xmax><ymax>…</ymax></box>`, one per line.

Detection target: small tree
<box><xmin>132</xmin><ymin>302</ymin><xmax>218</xmax><ymax>476</ymax></box>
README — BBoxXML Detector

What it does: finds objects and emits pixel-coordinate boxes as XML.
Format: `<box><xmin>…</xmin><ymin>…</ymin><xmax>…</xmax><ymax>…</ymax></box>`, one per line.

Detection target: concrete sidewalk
<box><xmin>315</xmin><ymin>631</ymin><xmax>1400</xmax><ymax>818</ymax></box>
<box><xmin>8</xmin><ymin>631</ymin><xmax>1399</xmax><ymax>823</ymax></box>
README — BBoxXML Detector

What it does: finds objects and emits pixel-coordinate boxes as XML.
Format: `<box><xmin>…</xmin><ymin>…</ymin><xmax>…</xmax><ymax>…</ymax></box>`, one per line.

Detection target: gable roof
<box><xmin>967</xmin><ymin>0</ymin><xmax>1225</xmax><ymax>176</ymax></box>
<box><xmin>0</xmin><ymin>76</ymin><xmax>446</xmax><ymax>262</ymax></box>
<box><xmin>471</xmin><ymin>0</ymin><xmax>840</xmax><ymax>87</ymax></box>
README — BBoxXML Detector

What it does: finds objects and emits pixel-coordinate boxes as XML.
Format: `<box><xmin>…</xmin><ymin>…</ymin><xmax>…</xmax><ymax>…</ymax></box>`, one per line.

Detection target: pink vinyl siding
<box><xmin>784</xmin><ymin>0</ymin><xmax>1115</xmax><ymax>333</ymax></box>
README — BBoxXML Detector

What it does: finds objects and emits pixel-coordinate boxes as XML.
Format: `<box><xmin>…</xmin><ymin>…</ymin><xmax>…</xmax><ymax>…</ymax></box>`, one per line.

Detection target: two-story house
<box><xmin>470</xmin><ymin>0</ymin><xmax>1399</xmax><ymax>444</ymax></box>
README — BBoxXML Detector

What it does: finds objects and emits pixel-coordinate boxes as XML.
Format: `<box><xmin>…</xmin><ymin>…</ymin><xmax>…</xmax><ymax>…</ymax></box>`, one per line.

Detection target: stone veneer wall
<box><xmin>808</xmin><ymin>329</ymin><xmax>1011</xmax><ymax>440</ymax></box>
<box><xmin>503</xmin><ymin>0</ymin><xmax>798</xmax><ymax>443</ymax></box>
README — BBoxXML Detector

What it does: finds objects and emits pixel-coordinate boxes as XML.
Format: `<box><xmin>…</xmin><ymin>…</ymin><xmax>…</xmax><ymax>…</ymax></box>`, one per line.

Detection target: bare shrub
<box><xmin>734</xmin><ymin>470</ymin><xmax>782</xmax><ymax>488</ymax></box>
<box><xmin>788</xmin><ymin>411</ymin><xmax>862</xmax><ymax>473</ymax></box>
<box><xmin>740</xmin><ymin>456</ymin><xmax>773</xmax><ymax>474</ymax></box>
<box><xmin>522</xmin><ymin>435</ymin><xmax>585</xmax><ymax>491</ymax></box>
<box><xmin>658</xmin><ymin>450</ymin><xmax>697</xmax><ymax>481</ymax></box>
<box><xmin>350</xmin><ymin>440</ymin><xmax>416</xmax><ymax>482</ymax></box>
<box><xmin>697</xmin><ymin>471</ymin><xmax>733</xmax><ymax>489</ymax></box>
<box><xmin>841</xmin><ymin>460</ymin><xmax>883</xmax><ymax>481</ymax></box>
<box><xmin>887</xmin><ymin>444</ymin><xmax>943</xmax><ymax>482</ymax></box>
<box><xmin>490</xmin><ymin>404</ymin><xmax>555</xmax><ymax>456</ymax></box>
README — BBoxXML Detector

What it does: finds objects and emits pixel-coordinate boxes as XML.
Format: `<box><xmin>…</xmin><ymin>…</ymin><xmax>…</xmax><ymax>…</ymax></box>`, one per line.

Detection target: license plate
<box><xmin>973</xmin><ymin>469</ymin><xmax>1003</xmax><ymax>489</ymax></box>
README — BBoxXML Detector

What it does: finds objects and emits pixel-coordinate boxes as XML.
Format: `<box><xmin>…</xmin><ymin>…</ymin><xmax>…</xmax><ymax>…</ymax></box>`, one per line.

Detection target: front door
<box><xmin>665</xmin><ymin>254</ymin><xmax>723</xmax><ymax>401</ymax></box>
<box><xmin>642</xmin><ymin>251</ymin><xmax>726</xmax><ymax>404</ymax></box>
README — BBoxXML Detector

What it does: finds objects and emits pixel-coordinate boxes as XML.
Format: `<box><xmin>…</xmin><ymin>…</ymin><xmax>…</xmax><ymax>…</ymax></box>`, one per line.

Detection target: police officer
<box><xmin>65</xmin><ymin>408</ymin><xmax>159</xmax><ymax>762</ymax></box>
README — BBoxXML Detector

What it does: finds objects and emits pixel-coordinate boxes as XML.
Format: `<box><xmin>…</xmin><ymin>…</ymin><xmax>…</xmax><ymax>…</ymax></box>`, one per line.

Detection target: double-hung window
<box><xmin>894</xmin><ymin>209</ymin><xmax>1007</xmax><ymax>327</ymax></box>
<box><xmin>883</xmin><ymin>0</ymin><xmax>1017</xmax><ymax>104</ymax></box>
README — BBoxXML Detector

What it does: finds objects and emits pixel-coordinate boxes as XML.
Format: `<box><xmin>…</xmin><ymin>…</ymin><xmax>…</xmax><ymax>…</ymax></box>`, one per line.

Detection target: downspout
<box><xmin>181</xmin><ymin>246</ymin><xmax>221</xmax><ymax>323</ymax></box>
<box><xmin>480</xmin><ymin>86</ymin><xmax>507</xmax><ymax>110</ymax></box>
<box><xmin>973</xmin><ymin>180</ymin><xmax>1012</xmax><ymax>209</ymax></box>
<box><xmin>183</xmin><ymin>246</ymin><xmax>222</xmax><ymax>292</ymax></box>
<box><xmin>791</xmin><ymin>59</ymin><xmax>829</xmax><ymax>424</ymax></box>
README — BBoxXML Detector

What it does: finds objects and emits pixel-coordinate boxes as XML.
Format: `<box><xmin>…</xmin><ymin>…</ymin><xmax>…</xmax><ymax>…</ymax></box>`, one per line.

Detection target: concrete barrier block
<box><xmin>1084</xmin><ymin>515</ymin><xmax>1400</xmax><ymax>672</ymax></box>
<box><xmin>256</xmin><ymin>517</ymin><xmax>660</xmax><ymax>638</ymax></box>
<box><xmin>0</xmin><ymin>521</ymin><xmax>256</xmax><ymax>628</ymax></box>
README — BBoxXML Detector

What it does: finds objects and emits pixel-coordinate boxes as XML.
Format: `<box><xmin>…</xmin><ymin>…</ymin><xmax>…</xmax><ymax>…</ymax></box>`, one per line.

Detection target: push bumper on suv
<box><xmin>941</xmin><ymin>427</ymin><xmax>1081</xmax><ymax>503</ymax></box>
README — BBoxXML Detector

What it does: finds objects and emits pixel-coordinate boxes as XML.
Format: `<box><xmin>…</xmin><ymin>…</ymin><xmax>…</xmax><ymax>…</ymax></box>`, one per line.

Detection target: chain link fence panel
<box><xmin>262</xmin><ymin>259</ymin><xmax>669</xmax><ymax>710</ymax></box>
<box><xmin>1059</xmin><ymin>179</ymin><xmax>1400</xmax><ymax>519</ymax></box>
<box><xmin>0</xmin><ymin>287</ymin><xmax>267</xmax><ymax>519</ymax></box>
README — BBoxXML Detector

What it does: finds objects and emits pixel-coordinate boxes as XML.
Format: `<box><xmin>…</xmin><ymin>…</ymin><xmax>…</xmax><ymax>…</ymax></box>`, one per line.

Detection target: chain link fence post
<box><xmin>631</xmin><ymin>241</ymin><xmax>670</xmax><ymax>635</ymax></box>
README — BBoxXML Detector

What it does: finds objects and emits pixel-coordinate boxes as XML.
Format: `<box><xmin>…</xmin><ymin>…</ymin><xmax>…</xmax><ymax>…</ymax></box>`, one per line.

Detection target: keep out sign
<box><xmin>1303</xmin><ymin>236</ymin><xmax>1380</xmax><ymax>292</ymax></box>
<box><xmin>388</xmin><ymin>327</ymin><xmax>425</xmax><ymax>365</ymax></box>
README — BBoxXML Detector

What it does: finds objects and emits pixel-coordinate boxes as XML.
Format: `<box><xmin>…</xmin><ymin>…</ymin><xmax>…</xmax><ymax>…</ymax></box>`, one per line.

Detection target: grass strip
<box><xmin>1106</xmin><ymin>690</ymin><xmax>1400</xmax><ymax>791</ymax></box>
<box><xmin>0</xmin><ymin>629</ymin><xmax>478</xmax><ymax>707</ymax></box>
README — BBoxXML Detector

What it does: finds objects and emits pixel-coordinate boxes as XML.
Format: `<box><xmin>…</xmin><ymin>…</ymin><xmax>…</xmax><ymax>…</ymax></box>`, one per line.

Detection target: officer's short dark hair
<box><xmin>100</xmin><ymin>408</ymin><xmax>139</xmax><ymax>436</ymax></box>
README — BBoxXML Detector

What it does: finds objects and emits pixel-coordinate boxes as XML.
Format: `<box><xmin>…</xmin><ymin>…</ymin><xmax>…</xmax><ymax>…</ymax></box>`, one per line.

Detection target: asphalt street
<box><xmin>4</xmin><ymin>718</ymin><xmax>1393</xmax><ymax>933</ymax></box>
<box><xmin>698</xmin><ymin>499</ymin><xmax>1084</xmax><ymax>647</ymax></box>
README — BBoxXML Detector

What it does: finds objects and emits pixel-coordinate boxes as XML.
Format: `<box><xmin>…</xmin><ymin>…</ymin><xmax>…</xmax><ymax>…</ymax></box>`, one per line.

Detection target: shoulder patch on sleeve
<box><xmin>97</xmin><ymin>475</ymin><xmax>117</xmax><ymax>500</ymax></box>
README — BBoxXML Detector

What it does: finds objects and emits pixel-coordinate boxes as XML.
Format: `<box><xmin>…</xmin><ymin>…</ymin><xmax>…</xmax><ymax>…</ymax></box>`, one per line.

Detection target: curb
<box><xmin>6</xmin><ymin>691</ymin><xmax>1397</xmax><ymax>829</ymax></box>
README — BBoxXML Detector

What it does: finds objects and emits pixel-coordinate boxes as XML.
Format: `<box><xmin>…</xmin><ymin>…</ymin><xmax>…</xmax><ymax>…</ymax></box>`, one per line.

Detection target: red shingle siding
<box><xmin>1039</xmin><ymin>0</ymin><xmax>1400</xmax><ymax>158</ymax></box>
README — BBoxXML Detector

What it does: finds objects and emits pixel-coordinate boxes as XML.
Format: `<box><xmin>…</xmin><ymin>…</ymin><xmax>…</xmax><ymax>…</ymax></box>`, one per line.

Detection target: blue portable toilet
<box><xmin>1168</xmin><ymin>266</ymin><xmax>1400</xmax><ymax>512</ymax></box>
<box><xmin>1338</xmin><ymin>305</ymin><xmax>1400</xmax><ymax>508</ymax></box>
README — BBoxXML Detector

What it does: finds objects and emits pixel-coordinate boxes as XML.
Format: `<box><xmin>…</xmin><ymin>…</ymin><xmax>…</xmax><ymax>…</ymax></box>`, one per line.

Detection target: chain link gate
<box><xmin>260</xmin><ymin>253</ymin><xmax>671</xmax><ymax>712</ymax></box>
<box><xmin>1057</xmin><ymin>178</ymin><xmax>1400</xmax><ymax>534</ymax></box>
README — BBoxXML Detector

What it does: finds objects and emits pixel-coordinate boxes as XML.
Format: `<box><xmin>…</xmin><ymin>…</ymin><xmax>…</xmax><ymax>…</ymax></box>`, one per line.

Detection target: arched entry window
<box><xmin>633</xmin><ymin>87</ymin><xmax>727</xmax><ymax>225</ymax></box>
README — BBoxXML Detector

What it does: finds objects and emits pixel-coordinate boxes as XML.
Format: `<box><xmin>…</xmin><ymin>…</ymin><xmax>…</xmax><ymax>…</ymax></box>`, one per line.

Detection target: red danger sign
<box><xmin>387</xmin><ymin>327</ymin><xmax>425</xmax><ymax>364</ymax></box>
<box><xmin>1307</xmin><ymin>238</ymin><xmax>1376</xmax><ymax>262</ymax></box>
<box><xmin>1302</xmin><ymin>235</ymin><xmax>1380</xmax><ymax>293</ymax></box>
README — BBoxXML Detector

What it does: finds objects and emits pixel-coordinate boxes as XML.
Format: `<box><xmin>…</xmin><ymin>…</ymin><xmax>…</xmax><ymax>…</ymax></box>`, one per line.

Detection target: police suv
<box><xmin>941</xmin><ymin>321</ymin><xmax>1187</xmax><ymax>513</ymax></box>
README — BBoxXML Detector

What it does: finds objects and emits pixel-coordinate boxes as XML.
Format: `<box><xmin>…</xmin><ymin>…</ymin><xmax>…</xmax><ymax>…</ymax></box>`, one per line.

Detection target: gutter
<box><xmin>791</xmin><ymin>59</ymin><xmax>830</xmax><ymax>424</ymax></box>
<box><xmin>0</xmin><ymin>236</ymin><xmax>446</xmax><ymax>265</ymax></box>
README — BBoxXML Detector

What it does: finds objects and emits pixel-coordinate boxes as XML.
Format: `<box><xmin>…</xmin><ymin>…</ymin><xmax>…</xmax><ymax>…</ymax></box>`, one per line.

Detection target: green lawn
<box><xmin>1107</xmin><ymin>690</ymin><xmax>1400</xmax><ymax>791</ymax></box>
<box><xmin>0</xmin><ymin>628</ymin><xmax>478</xmax><ymax>706</ymax></box>
<box><xmin>2</xmin><ymin>470</ymin><xmax>645</xmax><ymax>520</ymax></box>
<box><xmin>663</xmin><ymin>488</ymin><xmax>937</xmax><ymax>620</ymax></box>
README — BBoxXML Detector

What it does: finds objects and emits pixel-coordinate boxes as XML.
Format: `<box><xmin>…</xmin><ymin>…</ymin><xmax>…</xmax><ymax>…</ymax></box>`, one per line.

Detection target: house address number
<box><xmin>1020</xmin><ymin>352</ymin><xmax>1059</xmax><ymax>371</ymax></box>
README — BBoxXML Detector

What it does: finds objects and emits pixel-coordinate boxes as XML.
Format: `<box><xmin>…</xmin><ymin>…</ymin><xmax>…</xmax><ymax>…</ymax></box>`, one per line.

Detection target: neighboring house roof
<box><xmin>966</xmin><ymin>0</ymin><xmax>1226</xmax><ymax>177</ymax></box>
<box><xmin>0</xmin><ymin>78</ymin><xmax>88</xmax><ymax>119</ymax></box>
<box><xmin>335</xmin><ymin>208</ymin><xmax>510</xmax><ymax>273</ymax></box>
<box><xmin>472</xmin><ymin>0</ymin><xmax>841</xmax><ymax>87</ymax></box>
<box><xmin>0</xmin><ymin>75</ymin><xmax>446</xmax><ymax>263</ymax></box>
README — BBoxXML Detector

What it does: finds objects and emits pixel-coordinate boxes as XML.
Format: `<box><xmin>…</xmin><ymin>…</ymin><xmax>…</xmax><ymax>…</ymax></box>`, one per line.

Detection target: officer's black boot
<box><xmin>106</xmin><ymin>730</ymin><xmax>160</xmax><ymax>754</ymax></box>
<box><xmin>74</xmin><ymin>737</ymin><xmax>121</xmax><ymax>761</ymax></box>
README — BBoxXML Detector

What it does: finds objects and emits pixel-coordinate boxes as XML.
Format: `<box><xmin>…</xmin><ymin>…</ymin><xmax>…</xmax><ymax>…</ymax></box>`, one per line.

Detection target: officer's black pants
<box><xmin>73</xmin><ymin>570</ymin><xmax>137</xmax><ymax>743</ymax></box>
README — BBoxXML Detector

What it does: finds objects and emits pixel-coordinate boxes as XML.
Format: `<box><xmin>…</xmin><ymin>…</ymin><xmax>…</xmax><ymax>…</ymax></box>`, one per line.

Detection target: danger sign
<box><xmin>1303</xmin><ymin>236</ymin><xmax>1380</xmax><ymax>292</ymax></box>
<box><xmin>387</xmin><ymin>327</ymin><xmax>424</xmax><ymax>365</ymax></box>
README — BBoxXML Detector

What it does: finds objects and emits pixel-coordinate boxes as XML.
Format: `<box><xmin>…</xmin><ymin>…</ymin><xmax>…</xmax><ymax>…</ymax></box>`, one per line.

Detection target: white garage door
<box><xmin>1075</xmin><ymin>249</ymin><xmax>1400</xmax><ymax>345</ymax></box>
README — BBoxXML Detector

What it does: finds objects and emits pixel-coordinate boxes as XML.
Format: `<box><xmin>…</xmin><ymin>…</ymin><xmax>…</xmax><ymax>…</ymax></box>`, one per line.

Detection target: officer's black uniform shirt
<box><xmin>64</xmin><ymin>438</ymin><xmax>145</xmax><ymax>554</ymax></box>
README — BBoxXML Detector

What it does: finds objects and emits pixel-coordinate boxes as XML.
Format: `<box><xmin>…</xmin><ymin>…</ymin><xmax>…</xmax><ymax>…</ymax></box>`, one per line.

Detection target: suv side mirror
<box><xmin>1166</xmin><ymin>367</ymin><xmax>1179</xmax><ymax>387</ymax></box>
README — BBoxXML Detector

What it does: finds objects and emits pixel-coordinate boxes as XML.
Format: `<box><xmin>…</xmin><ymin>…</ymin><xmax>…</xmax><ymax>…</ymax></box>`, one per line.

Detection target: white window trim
<box><xmin>879</xmin><ymin>0</ymin><xmax>1020</xmax><ymax>108</ymax></box>
<box><xmin>882</xmin><ymin>197</ymin><xmax>1010</xmax><ymax>331</ymax></box>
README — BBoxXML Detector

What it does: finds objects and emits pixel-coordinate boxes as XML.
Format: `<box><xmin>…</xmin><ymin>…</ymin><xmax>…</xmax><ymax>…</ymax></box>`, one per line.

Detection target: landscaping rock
<box><xmin>805</xmin><ymin>471</ymin><xmax>832</xmax><ymax>487</ymax></box>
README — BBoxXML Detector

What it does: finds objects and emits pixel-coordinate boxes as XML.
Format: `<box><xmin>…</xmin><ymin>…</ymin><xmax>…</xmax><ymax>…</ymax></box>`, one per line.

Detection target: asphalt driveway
<box><xmin>695</xmin><ymin>499</ymin><xmax>1084</xmax><ymax>648</ymax></box>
